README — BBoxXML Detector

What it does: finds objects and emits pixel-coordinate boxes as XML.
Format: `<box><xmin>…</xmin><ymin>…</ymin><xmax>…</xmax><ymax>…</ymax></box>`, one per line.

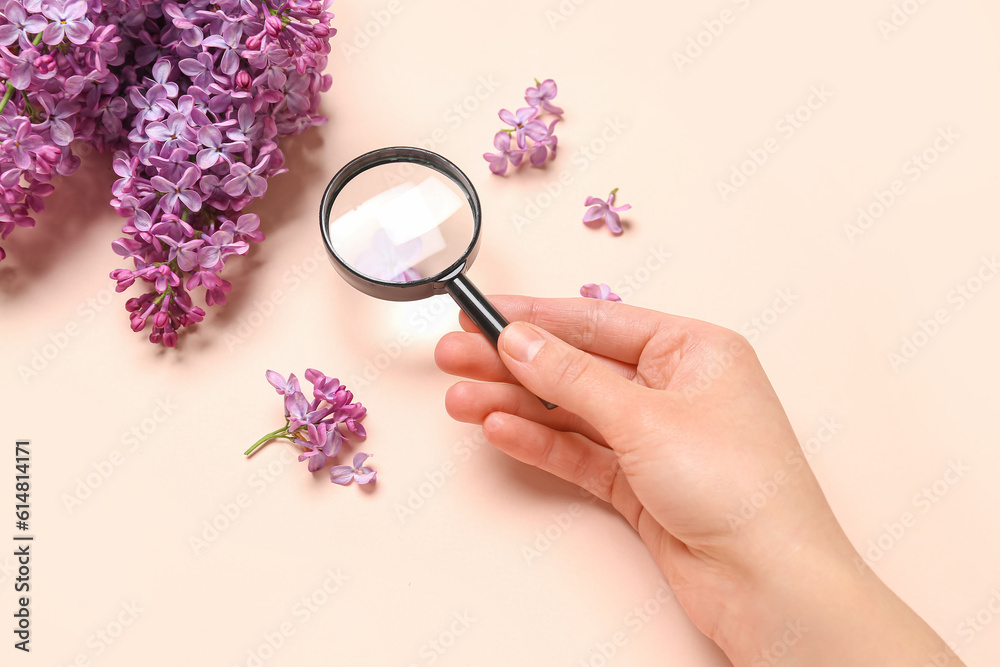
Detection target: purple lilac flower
<box><xmin>295</xmin><ymin>423</ymin><xmax>343</xmax><ymax>472</ymax></box>
<box><xmin>498</xmin><ymin>106</ymin><xmax>540</xmax><ymax>149</ymax></box>
<box><xmin>36</xmin><ymin>93</ymin><xmax>80</xmax><ymax>147</ymax></box>
<box><xmin>196</xmin><ymin>125</ymin><xmax>239</xmax><ymax>169</ymax></box>
<box><xmin>284</xmin><ymin>391</ymin><xmax>315</xmax><ymax>430</ymax></box>
<box><xmin>330</xmin><ymin>453</ymin><xmax>377</xmax><ymax>486</ymax></box>
<box><xmin>222</xmin><ymin>158</ymin><xmax>269</xmax><ymax>198</ymax></box>
<box><xmin>152</xmin><ymin>166</ymin><xmax>203</xmax><ymax>213</ymax></box>
<box><xmin>202</xmin><ymin>22</ymin><xmax>243</xmax><ymax>77</ymax></box>
<box><xmin>40</xmin><ymin>0</ymin><xmax>93</xmax><ymax>46</ymax></box>
<box><xmin>2</xmin><ymin>119</ymin><xmax>44</xmax><ymax>170</ymax></box>
<box><xmin>525</xmin><ymin>78</ymin><xmax>564</xmax><ymax>115</ymax></box>
<box><xmin>484</xmin><ymin>78</ymin><xmax>562</xmax><ymax>176</ymax></box>
<box><xmin>305</xmin><ymin>368</ymin><xmax>342</xmax><ymax>402</ymax></box>
<box><xmin>248</xmin><ymin>370</ymin><xmax>371</xmax><ymax>486</ymax></box>
<box><xmin>0</xmin><ymin>4</ymin><xmax>47</xmax><ymax>46</ymax></box>
<box><xmin>144</xmin><ymin>112</ymin><xmax>198</xmax><ymax>155</ymax></box>
<box><xmin>483</xmin><ymin>131</ymin><xmax>523</xmax><ymax>176</ymax></box>
<box><xmin>266</xmin><ymin>371</ymin><xmax>301</xmax><ymax>396</ymax></box>
<box><xmin>198</xmin><ymin>230</ymin><xmax>248</xmax><ymax>271</ymax></box>
<box><xmin>580</xmin><ymin>283</ymin><xmax>622</xmax><ymax>302</ymax></box>
<box><xmin>525</xmin><ymin>118</ymin><xmax>559</xmax><ymax>166</ymax></box>
<box><xmin>583</xmin><ymin>188</ymin><xmax>632</xmax><ymax>235</ymax></box>
<box><xmin>156</xmin><ymin>233</ymin><xmax>202</xmax><ymax>272</ymax></box>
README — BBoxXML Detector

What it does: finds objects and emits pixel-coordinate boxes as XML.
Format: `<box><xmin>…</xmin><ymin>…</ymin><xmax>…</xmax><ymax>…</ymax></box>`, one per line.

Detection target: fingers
<box><xmin>458</xmin><ymin>295</ymin><xmax>694</xmax><ymax>365</ymax></box>
<box><xmin>435</xmin><ymin>330</ymin><xmax>638</xmax><ymax>384</ymax></box>
<box><xmin>497</xmin><ymin>321</ymin><xmax>645</xmax><ymax>439</ymax></box>
<box><xmin>481</xmin><ymin>411</ymin><xmax>618</xmax><ymax>503</ymax></box>
<box><xmin>444</xmin><ymin>380</ymin><xmax>609</xmax><ymax>447</ymax></box>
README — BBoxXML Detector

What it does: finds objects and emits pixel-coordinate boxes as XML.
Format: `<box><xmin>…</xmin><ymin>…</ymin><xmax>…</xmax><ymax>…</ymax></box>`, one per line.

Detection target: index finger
<box><xmin>457</xmin><ymin>295</ymin><xmax>696</xmax><ymax>366</ymax></box>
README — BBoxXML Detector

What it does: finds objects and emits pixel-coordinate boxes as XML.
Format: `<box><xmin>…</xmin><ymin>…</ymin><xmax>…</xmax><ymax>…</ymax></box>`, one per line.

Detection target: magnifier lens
<box><xmin>321</xmin><ymin>147</ymin><xmax>558</xmax><ymax>410</ymax></box>
<box><xmin>325</xmin><ymin>162</ymin><xmax>476</xmax><ymax>284</ymax></box>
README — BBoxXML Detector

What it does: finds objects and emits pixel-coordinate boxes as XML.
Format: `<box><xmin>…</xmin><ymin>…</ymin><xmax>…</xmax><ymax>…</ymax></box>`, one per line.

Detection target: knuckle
<box><xmin>535</xmin><ymin>427</ymin><xmax>558</xmax><ymax>468</ymax></box>
<box><xmin>714</xmin><ymin>326</ymin><xmax>754</xmax><ymax>358</ymax></box>
<box><xmin>567</xmin><ymin>446</ymin><xmax>591</xmax><ymax>485</ymax></box>
<box><xmin>576</xmin><ymin>300</ymin><xmax>602</xmax><ymax>350</ymax></box>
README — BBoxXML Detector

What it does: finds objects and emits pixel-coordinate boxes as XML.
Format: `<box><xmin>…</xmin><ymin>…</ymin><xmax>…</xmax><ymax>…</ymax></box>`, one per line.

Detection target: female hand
<box><xmin>435</xmin><ymin>295</ymin><xmax>961</xmax><ymax>666</ymax></box>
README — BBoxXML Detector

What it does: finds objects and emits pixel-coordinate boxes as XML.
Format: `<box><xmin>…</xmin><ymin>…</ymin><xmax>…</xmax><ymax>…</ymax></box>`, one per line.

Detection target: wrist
<box><xmin>715</xmin><ymin>531</ymin><xmax>961</xmax><ymax>666</ymax></box>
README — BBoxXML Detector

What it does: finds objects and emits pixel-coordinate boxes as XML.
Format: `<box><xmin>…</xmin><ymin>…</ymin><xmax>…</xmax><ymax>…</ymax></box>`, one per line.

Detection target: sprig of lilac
<box><xmin>246</xmin><ymin>369</ymin><xmax>373</xmax><ymax>485</ymax></box>
<box><xmin>483</xmin><ymin>77</ymin><xmax>562</xmax><ymax>176</ymax></box>
<box><xmin>0</xmin><ymin>2</ymin><xmax>123</xmax><ymax>260</ymax></box>
<box><xmin>1</xmin><ymin>1</ymin><xmax>336</xmax><ymax>345</ymax></box>
<box><xmin>108</xmin><ymin>0</ymin><xmax>336</xmax><ymax>346</ymax></box>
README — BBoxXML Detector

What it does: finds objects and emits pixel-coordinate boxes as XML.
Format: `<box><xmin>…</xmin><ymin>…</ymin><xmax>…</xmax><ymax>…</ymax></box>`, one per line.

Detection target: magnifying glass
<box><xmin>320</xmin><ymin>146</ymin><xmax>556</xmax><ymax>410</ymax></box>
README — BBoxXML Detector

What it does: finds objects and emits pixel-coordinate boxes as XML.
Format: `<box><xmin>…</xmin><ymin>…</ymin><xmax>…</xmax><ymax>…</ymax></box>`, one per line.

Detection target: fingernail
<box><xmin>502</xmin><ymin>322</ymin><xmax>545</xmax><ymax>363</ymax></box>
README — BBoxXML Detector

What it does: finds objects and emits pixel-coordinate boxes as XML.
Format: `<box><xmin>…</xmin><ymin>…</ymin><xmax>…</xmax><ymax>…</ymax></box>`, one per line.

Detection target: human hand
<box><xmin>435</xmin><ymin>296</ymin><xmax>962</xmax><ymax>666</ymax></box>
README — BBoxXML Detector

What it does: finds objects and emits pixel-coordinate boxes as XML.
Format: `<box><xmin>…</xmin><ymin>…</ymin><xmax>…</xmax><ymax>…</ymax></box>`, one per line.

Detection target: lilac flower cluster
<box><xmin>0</xmin><ymin>0</ymin><xmax>125</xmax><ymax>260</ymax></box>
<box><xmin>0</xmin><ymin>1</ymin><xmax>336</xmax><ymax>345</ymax></box>
<box><xmin>483</xmin><ymin>78</ymin><xmax>562</xmax><ymax>176</ymax></box>
<box><xmin>246</xmin><ymin>369</ymin><xmax>375</xmax><ymax>485</ymax></box>
<box><xmin>107</xmin><ymin>0</ymin><xmax>335</xmax><ymax>346</ymax></box>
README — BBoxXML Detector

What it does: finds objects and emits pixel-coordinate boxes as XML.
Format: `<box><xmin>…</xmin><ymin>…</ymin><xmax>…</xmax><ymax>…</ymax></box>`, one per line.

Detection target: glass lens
<box><xmin>324</xmin><ymin>161</ymin><xmax>476</xmax><ymax>284</ymax></box>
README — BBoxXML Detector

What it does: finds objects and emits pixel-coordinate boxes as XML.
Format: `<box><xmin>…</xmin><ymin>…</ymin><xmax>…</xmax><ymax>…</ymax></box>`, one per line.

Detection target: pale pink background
<box><xmin>2</xmin><ymin>1</ymin><xmax>1000</xmax><ymax>664</ymax></box>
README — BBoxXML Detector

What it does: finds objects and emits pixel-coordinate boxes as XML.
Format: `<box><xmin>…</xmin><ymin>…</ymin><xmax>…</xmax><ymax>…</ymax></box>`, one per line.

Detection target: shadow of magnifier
<box><xmin>320</xmin><ymin>146</ymin><xmax>556</xmax><ymax>410</ymax></box>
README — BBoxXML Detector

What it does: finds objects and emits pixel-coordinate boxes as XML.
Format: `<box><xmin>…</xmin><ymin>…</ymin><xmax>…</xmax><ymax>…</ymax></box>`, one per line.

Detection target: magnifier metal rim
<box><xmin>319</xmin><ymin>146</ymin><xmax>482</xmax><ymax>301</ymax></box>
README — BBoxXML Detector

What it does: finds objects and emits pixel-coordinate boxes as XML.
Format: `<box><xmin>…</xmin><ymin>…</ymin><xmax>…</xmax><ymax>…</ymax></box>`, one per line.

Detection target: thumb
<box><xmin>498</xmin><ymin>321</ymin><xmax>639</xmax><ymax>433</ymax></box>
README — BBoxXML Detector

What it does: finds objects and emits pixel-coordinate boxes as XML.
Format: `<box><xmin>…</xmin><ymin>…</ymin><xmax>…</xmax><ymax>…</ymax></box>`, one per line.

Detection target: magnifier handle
<box><xmin>445</xmin><ymin>274</ymin><xmax>557</xmax><ymax>410</ymax></box>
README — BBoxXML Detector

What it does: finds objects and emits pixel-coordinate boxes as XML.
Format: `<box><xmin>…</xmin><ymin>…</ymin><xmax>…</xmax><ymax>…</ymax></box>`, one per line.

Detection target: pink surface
<box><xmin>3</xmin><ymin>1</ymin><xmax>1000</xmax><ymax>664</ymax></box>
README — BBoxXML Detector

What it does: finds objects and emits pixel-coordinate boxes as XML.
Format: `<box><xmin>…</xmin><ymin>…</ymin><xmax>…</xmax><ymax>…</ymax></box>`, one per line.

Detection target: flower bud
<box><xmin>265</xmin><ymin>15</ymin><xmax>283</xmax><ymax>37</ymax></box>
<box><xmin>236</xmin><ymin>71</ymin><xmax>252</xmax><ymax>89</ymax></box>
<box><xmin>33</xmin><ymin>54</ymin><xmax>56</xmax><ymax>75</ymax></box>
<box><xmin>153</xmin><ymin>311</ymin><xmax>169</xmax><ymax>327</ymax></box>
<box><xmin>313</xmin><ymin>23</ymin><xmax>329</xmax><ymax>37</ymax></box>
<box><xmin>111</xmin><ymin>269</ymin><xmax>135</xmax><ymax>292</ymax></box>
<box><xmin>36</xmin><ymin>145</ymin><xmax>61</xmax><ymax>163</ymax></box>
<box><xmin>245</xmin><ymin>34</ymin><xmax>262</xmax><ymax>50</ymax></box>
<box><xmin>130</xmin><ymin>316</ymin><xmax>146</xmax><ymax>332</ymax></box>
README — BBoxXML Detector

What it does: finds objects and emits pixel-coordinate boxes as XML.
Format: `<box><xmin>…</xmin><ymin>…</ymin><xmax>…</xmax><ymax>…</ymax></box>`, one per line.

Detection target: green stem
<box><xmin>0</xmin><ymin>84</ymin><xmax>13</xmax><ymax>116</ymax></box>
<box><xmin>244</xmin><ymin>424</ymin><xmax>291</xmax><ymax>456</ymax></box>
<box><xmin>0</xmin><ymin>34</ymin><xmax>45</xmax><ymax>116</ymax></box>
